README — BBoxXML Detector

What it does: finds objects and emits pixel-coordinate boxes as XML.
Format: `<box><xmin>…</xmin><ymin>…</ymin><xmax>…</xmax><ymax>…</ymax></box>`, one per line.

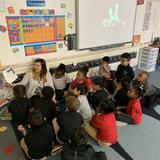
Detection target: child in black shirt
<box><xmin>114</xmin><ymin>77</ymin><xmax>131</xmax><ymax>107</ymax></box>
<box><xmin>8</xmin><ymin>85</ymin><xmax>30</xmax><ymax>140</ymax></box>
<box><xmin>32</xmin><ymin>86</ymin><xmax>58</xmax><ymax>124</ymax></box>
<box><xmin>102</xmin><ymin>70</ymin><xmax>116</xmax><ymax>95</ymax></box>
<box><xmin>61</xmin><ymin>127</ymin><xmax>107</xmax><ymax>160</ymax></box>
<box><xmin>8</xmin><ymin>85</ymin><xmax>30</xmax><ymax>126</ymax></box>
<box><xmin>53</xmin><ymin>95</ymin><xmax>84</xmax><ymax>143</ymax></box>
<box><xmin>116</xmin><ymin>53</ymin><xmax>135</xmax><ymax>83</ymax></box>
<box><xmin>20</xmin><ymin>110</ymin><xmax>55</xmax><ymax>159</ymax></box>
<box><xmin>88</xmin><ymin>77</ymin><xmax>108</xmax><ymax>110</ymax></box>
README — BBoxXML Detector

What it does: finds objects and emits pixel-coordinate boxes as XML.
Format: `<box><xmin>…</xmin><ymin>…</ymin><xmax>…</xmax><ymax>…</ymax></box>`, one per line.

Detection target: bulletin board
<box><xmin>0</xmin><ymin>0</ymin><xmax>75</xmax><ymax>67</ymax></box>
<box><xmin>6</xmin><ymin>15</ymin><xmax>65</xmax><ymax>46</ymax></box>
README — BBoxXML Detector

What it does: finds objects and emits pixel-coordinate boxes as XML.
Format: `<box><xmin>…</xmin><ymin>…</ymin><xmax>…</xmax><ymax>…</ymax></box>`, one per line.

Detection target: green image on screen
<box><xmin>103</xmin><ymin>3</ymin><xmax>126</xmax><ymax>28</ymax></box>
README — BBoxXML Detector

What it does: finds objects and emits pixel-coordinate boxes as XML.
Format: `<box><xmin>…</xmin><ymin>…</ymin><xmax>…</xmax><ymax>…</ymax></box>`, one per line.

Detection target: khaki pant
<box><xmin>52</xmin><ymin>118</ymin><xmax>64</xmax><ymax>144</ymax></box>
<box><xmin>83</xmin><ymin>122</ymin><xmax>112</xmax><ymax>147</ymax></box>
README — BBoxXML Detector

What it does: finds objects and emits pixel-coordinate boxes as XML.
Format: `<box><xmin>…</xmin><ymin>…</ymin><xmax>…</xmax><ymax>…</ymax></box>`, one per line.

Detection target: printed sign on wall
<box><xmin>6</xmin><ymin>16</ymin><xmax>65</xmax><ymax>46</ymax></box>
<box><xmin>25</xmin><ymin>42</ymin><xmax>56</xmax><ymax>56</ymax></box>
<box><xmin>26</xmin><ymin>0</ymin><xmax>45</xmax><ymax>7</ymax></box>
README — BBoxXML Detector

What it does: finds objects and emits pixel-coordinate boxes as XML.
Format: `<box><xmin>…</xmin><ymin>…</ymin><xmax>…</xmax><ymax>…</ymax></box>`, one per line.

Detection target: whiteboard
<box><xmin>77</xmin><ymin>0</ymin><xmax>137</xmax><ymax>50</ymax></box>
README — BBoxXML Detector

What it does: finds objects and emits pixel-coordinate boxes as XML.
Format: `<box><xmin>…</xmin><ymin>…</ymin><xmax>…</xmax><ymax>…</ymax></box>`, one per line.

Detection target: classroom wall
<box><xmin>0</xmin><ymin>0</ymin><xmax>160</xmax><ymax>75</ymax></box>
<box><xmin>0</xmin><ymin>0</ymin><xmax>75</xmax><ymax>67</ymax></box>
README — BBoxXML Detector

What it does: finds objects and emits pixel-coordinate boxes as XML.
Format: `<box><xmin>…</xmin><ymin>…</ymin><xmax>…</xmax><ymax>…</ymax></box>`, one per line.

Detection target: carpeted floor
<box><xmin>0</xmin><ymin>69</ymin><xmax>160</xmax><ymax>160</ymax></box>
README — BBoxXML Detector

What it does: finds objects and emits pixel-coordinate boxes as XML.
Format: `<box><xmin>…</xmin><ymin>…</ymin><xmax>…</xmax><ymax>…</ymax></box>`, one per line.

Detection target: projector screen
<box><xmin>77</xmin><ymin>0</ymin><xmax>137</xmax><ymax>50</ymax></box>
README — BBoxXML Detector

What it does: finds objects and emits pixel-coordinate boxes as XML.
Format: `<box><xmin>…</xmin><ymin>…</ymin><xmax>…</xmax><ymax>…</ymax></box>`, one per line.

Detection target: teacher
<box><xmin>17</xmin><ymin>58</ymin><xmax>54</xmax><ymax>98</ymax></box>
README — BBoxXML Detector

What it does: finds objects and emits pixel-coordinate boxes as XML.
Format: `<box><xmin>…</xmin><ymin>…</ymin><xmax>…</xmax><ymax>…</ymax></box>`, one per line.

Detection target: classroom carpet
<box><xmin>0</xmin><ymin>69</ymin><xmax>160</xmax><ymax>160</ymax></box>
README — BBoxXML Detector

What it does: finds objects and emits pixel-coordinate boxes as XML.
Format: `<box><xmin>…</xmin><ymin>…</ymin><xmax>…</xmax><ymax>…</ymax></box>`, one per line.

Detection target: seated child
<box><xmin>114</xmin><ymin>77</ymin><xmax>131</xmax><ymax>106</ymax></box>
<box><xmin>116</xmin><ymin>53</ymin><xmax>135</xmax><ymax>83</ymax></box>
<box><xmin>20</xmin><ymin>110</ymin><xmax>57</xmax><ymax>159</ymax></box>
<box><xmin>69</xmin><ymin>66</ymin><xmax>92</xmax><ymax>93</ymax></box>
<box><xmin>55</xmin><ymin>89</ymin><xmax>66</xmax><ymax>112</ymax></box>
<box><xmin>135</xmin><ymin>71</ymin><xmax>156</xmax><ymax>109</ymax></box>
<box><xmin>102</xmin><ymin>70</ymin><xmax>116</xmax><ymax>95</ymax></box>
<box><xmin>52</xmin><ymin>63</ymin><xmax>71</xmax><ymax>91</ymax></box>
<box><xmin>52</xmin><ymin>95</ymin><xmax>84</xmax><ymax>143</ymax></box>
<box><xmin>32</xmin><ymin>86</ymin><xmax>58</xmax><ymax>124</ymax></box>
<box><xmin>116</xmin><ymin>83</ymin><xmax>144</xmax><ymax>125</ymax></box>
<box><xmin>88</xmin><ymin>77</ymin><xmax>107</xmax><ymax>111</ymax></box>
<box><xmin>61</xmin><ymin>127</ymin><xmax>107</xmax><ymax>160</ymax></box>
<box><xmin>84</xmin><ymin>98</ymin><xmax>117</xmax><ymax>146</ymax></box>
<box><xmin>73</xmin><ymin>84</ymin><xmax>92</xmax><ymax>121</ymax></box>
<box><xmin>8</xmin><ymin>85</ymin><xmax>30</xmax><ymax>140</ymax></box>
<box><xmin>98</xmin><ymin>56</ymin><xmax>110</xmax><ymax>77</ymax></box>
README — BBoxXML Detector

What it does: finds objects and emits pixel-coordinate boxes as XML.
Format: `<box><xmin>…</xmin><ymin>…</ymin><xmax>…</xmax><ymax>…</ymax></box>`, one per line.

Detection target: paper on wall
<box><xmin>2</xmin><ymin>66</ymin><xmax>18</xmax><ymax>83</ymax></box>
<box><xmin>0</xmin><ymin>0</ymin><xmax>5</xmax><ymax>12</ymax></box>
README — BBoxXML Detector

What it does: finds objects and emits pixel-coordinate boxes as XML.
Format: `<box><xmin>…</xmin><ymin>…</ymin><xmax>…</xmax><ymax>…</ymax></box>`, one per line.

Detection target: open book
<box><xmin>2</xmin><ymin>66</ymin><xmax>18</xmax><ymax>83</ymax></box>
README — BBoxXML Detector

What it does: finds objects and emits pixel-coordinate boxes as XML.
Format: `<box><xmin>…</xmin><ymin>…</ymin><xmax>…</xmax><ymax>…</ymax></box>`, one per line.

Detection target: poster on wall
<box><xmin>132</xmin><ymin>35</ymin><xmax>141</xmax><ymax>46</ymax></box>
<box><xmin>25</xmin><ymin>42</ymin><xmax>56</xmax><ymax>56</ymax></box>
<box><xmin>0</xmin><ymin>0</ymin><xmax>5</xmax><ymax>12</ymax></box>
<box><xmin>26</xmin><ymin>0</ymin><xmax>45</xmax><ymax>7</ymax></box>
<box><xmin>142</xmin><ymin>2</ymin><xmax>152</xmax><ymax>31</ymax></box>
<box><xmin>6</xmin><ymin>16</ymin><xmax>23</xmax><ymax>45</ymax></box>
<box><xmin>6</xmin><ymin>16</ymin><xmax>65</xmax><ymax>46</ymax></box>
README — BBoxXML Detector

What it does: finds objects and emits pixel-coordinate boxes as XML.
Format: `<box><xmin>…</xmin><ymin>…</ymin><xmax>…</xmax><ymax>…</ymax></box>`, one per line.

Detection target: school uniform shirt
<box><xmin>91</xmin><ymin>113</ymin><xmax>117</xmax><ymax>144</ymax></box>
<box><xmin>127</xmin><ymin>98</ymin><xmax>142</xmax><ymax>125</ymax></box>
<box><xmin>52</xmin><ymin>73</ymin><xmax>71</xmax><ymax>90</ymax></box>
<box><xmin>32</xmin><ymin>98</ymin><xmax>57</xmax><ymax>124</ymax></box>
<box><xmin>116</xmin><ymin>64</ymin><xmax>135</xmax><ymax>82</ymax></box>
<box><xmin>102</xmin><ymin>77</ymin><xmax>116</xmax><ymax>95</ymax></box>
<box><xmin>8</xmin><ymin>97</ymin><xmax>30</xmax><ymax>125</ymax></box>
<box><xmin>18</xmin><ymin>71</ymin><xmax>54</xmax><ymax>98</ymax></box>
<box><xmin>61</xmin><ymin>143</ymin><xmax>97</xmax><ymax>160</ymax></box>
<box><xmin>57</xmin><ymin>111</ymin><xmax>84</xmax><ymax>142</ymax></box>
<box><xmin>77</xmin><ymin>95</ymin><xmax>92</xmax><ymax>121</ymax></box>
<box><xmin>24</xmin><ymin>124</ymin><xmax>54</xmax><ymax>159</ymax></box>
<box><xmin>71</xmin><ymin>77</ymin><xmax>92</xmax><ymax>91</ymax></box>
<box><xmin>114</xmin><ymin>89</ymin><xmax>130</xmax><ymax>106</ymax></box>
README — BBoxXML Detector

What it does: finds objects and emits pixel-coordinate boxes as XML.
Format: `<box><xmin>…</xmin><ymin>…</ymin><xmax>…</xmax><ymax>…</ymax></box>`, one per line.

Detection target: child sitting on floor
<box><xmin>73</xmin><ymin>84</ymin><xmax>92</xmax><ymax>121</ymax></box>
<box><xmin>20</xmin><ymin>110</ymin><xmax>57</xmax><ymax>160</ymax></box>
<box><xmin>116</xmin><ymin>83</ymin><xmax>144</xmax><ymax>125</ymax></box>
<box><xmin>8</xmin><ymin>85</ymin><xmax>30</xmax><ymax>140</ymax></box>
<box><xmin>114</xmin><ymin>77</ymin><xmax>131</xmax><ymax>107</ymax></box>
<box><xmin>32</xmin><ymin>86</ymin><xmax>58</xmax><ymax>124</ymax></box>
<box><xmin>69</xmin><ymin>66</ymin><xmax>92</xmax><ymax>93</ymax></box>
<box><xmin>52</xmin><ymin>63</ymin><xmax>71</xmax><ymax>91</ymax></box>
<box><xmin>102</xmin><ymin>70</ymin><xmax>116</xmax><ymax>95</ymax></box>
<box><xmin>88</xmin><ymin>77</ymin><xmax>107</xmax><ymax>111</ymax></box>
<box><xmin>135</xmin><ymin>71</ymin><xmax>156</xmax><ymax>109</ymax></box>
<box><xmin>98</xmin><ymin>56</ymin><xmax>111</xmax><ymax>77</ymax></box>
<box><xmin>84</xmin><ymin>98</ymin><xmax>117</xmax><ymax>147</ymax></box>
<box><xmin>116</xmin><ymin>53</ymin><xmax>135</xmax><ymax>83</ymax></box>
<box><xmin>61</xmin><ymin>127</ymin><xmax>107</xmax><ymax>160</ymax></box>
<box><xmin>52</xmin><ymin>95</ymin><xmax>84</xmax><ymax>143</ymax></box>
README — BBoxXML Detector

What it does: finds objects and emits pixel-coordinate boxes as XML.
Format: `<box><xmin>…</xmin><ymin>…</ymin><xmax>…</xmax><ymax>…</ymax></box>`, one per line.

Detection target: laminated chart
<box><xmin>24</xmin><ymin>42</ymin><xmax>57</xmax><ymax>56</ymax></box>
<box><xmin>6</xmin><ymin>16</ymin><xmax>65</xmax><ymax>46</ymax></box>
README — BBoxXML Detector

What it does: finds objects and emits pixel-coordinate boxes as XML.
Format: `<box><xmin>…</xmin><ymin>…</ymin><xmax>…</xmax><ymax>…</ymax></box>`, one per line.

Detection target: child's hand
<box><xmin>52</xmin><ymin>97</ymin><xmax>57</xmax><ymax>104</ymax></box>
<box><xmin>5</xmin><ymin>82</ymin><xmax>14</xmax><ymax>88</ymax></box>
<box><xmin>116</xmin><ymin>111</ymin><xmax>121</xmax><ymax>115</ymax></box>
